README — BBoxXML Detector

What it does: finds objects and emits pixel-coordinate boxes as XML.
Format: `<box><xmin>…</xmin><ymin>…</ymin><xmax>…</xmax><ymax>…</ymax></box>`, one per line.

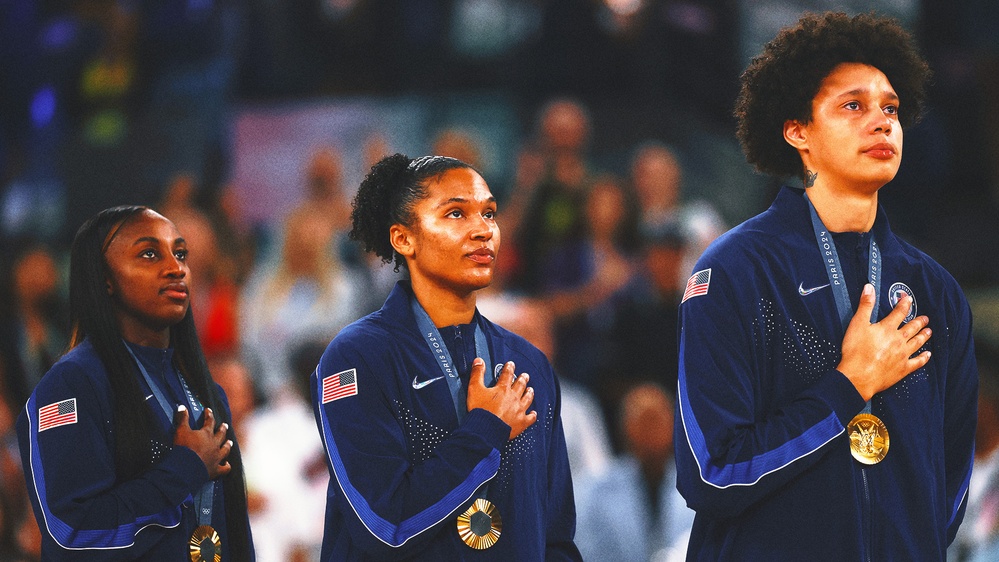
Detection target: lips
<box><xmin>467</xmin><ymin>248</ymin><xmax>495</xmax><ymax>264</ymax></box>
<box><xmin>161</xmin><ymin>282</ymin><xmax>189</xmax><ymax>300</ymax></box>
<box><xmin>863</xmin><ymin>142</ymin><xmax>896</xmax><ymax>159</ymax></box>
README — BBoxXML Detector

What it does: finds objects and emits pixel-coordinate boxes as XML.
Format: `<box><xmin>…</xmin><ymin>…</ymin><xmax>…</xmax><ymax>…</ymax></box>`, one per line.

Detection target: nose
<box><xmin>872</xmin><ymin>112</ymin><xmax>893</xmax><ymax>135</ymax></box>
<box><xmin>164</xmin><ymin>254</ymin><xmax>187</xmax><ymax>278</ymax></box>
<box><xmin>470</xmin><ymin>214</ymin><xmax>495</xmax><ymax>240</ymax></box>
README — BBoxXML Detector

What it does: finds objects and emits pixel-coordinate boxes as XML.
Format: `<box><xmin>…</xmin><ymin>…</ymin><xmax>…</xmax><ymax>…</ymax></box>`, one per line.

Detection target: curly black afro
<box><xmin>350</xmin><ymin>153</ymin><xmax>474</xmax><ymax>271</ymax></box>
<box><xmin>735</xmin><ymin>12</ymin><xmax>931</xmax><ymax>181</ymax></box>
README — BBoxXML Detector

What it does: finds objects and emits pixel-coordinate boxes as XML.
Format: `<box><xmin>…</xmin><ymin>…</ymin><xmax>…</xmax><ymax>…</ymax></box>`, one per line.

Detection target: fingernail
<box><xmin>227</xmin><ymin>440</ymin><xmax>233</xmax><ymax>447</ymax></box>
<box><xmin>222</xmin><ymin>423</ymin><xmax>229</xmax><ymax>431</ymax></box>
<box><xmin>176</xmin><ymin>405</ymin><xmax>186</xmax><ymax>412</ymax></box>
<box><xmin>473</xmin><ymin>358</ymin><xmax>484</xmax><ymax>366</ymax></box>
<box><xmin>863</xmin><ymin>284</ymin><xmax>873</xmax><ymax>296</ymax></box>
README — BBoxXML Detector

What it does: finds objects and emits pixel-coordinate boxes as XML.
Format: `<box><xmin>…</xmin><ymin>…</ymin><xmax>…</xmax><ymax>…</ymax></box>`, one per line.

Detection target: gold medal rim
<box><xmin>848</xmin><ymin>412</ymin><xmax>890</xmax><ymax>465</ymax></box>
<box><xmin>456</xmin><ymin>498</ymin><xmax>502</xmax><ymax>549</ymax></box>
<box><xmin>188</xmin><ymin>524</ymin><xmax>222</xmax><ymax>562</ymax></box>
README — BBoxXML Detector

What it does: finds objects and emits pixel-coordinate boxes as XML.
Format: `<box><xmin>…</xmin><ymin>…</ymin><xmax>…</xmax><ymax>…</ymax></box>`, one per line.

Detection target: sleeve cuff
<box><xmin>823</xmin><ymin>369</ymin><xmax>869</xmax><ymax>426</ymax></box>
<box><xmin>463</xmin><ymin>408</ymin><xmax>511</xmax><ymax>452</ymax></box>
<box><xmin>155</xmin><ymin>445</ymin><xmax>212</xmax><ymax>503</ymax></box>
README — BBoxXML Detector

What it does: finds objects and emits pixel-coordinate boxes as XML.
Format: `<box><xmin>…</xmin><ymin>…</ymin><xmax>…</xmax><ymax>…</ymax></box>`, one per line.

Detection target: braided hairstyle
<box><xmin>735</xmin><ymin>11</ymin><xmax>931</xmax><ymax>181</ymax></box>
<box><xmin>350</xmin><ymin>153</ymin><xmax>475</xmax><ymax>271</ymax></box>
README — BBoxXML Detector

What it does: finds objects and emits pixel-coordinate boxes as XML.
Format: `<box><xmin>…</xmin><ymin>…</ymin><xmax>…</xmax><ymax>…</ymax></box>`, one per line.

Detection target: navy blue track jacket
<box><xmin>17</xmin><ymin>339</ymin><xmax>251</xmax><ymax>561</ymax></box>
<box><xmin>676</xmin><ymin>187</ymin><xmax>977</xmax><ymax>560</ymax></box>
<box><xmin>311</xmin><ymin>282</ymin><xmax>581</xmax><ymax>560</ymax></box>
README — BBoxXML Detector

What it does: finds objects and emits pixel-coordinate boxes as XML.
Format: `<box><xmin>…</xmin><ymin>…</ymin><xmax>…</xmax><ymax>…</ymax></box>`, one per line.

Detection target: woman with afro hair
<box><xmin>310</xmin><ymin>154</ymin><xmax>581</xmax><ymax>560</ymax></box>
<box><xmin>674</xmin><ymin>11</ymin><xmax>977</xmax><ymax>560</ymax></box>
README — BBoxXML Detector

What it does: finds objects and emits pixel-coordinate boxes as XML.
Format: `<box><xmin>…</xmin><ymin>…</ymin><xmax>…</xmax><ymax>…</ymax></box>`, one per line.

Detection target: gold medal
<box><xmin>848</xmin><ymin>413</ymin><xmax>889</xmax><ymax>465</ymax></box>
<box><xmin>457</xmin><ymin>498</ymin><xmax>502</xmax><ymax>549</ymax></box>
<box><xmin>189</xmin><ymin>525</ymin><xmax>221</xmax><ymax>562</ymax></box>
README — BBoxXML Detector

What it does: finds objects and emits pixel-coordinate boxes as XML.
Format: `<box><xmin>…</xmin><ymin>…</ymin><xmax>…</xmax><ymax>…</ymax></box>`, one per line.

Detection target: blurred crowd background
<box><xmin>1</xmin><ymin>1</ymin><xmax>998</xmax><ymax>561</ymax></box>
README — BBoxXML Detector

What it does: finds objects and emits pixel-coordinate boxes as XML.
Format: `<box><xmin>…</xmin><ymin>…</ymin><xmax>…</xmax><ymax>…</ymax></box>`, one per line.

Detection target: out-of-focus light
<box><xmin>30</xmin><ymin>86</ymin><xmax>57</xmax><ymax>128</ymax></box>
<box><xmin>40</xmin><ymin>18</ymin><xmax>78</xmax><ymax>51</ymax></box>
<box><xmin>604</xmin><ymin>0</ymin><xmax>643</xmax><ymax>17</ymax></box>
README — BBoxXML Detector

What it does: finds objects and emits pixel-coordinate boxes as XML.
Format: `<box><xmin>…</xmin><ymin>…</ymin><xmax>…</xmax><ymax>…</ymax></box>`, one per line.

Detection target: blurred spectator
<box><xmin>602</xmin><ymin>223</ymin><xmax>688</xmax><ymax>400</ymax></box>
<box><xmin>431</xmin><ymin>127</ymin><xmax>483</xmax><ymax>171</ymax></box>
<box><xmin>241</xmin><ymin>341</ymin><xmax>329</xmax><ymax>562</ymax></box>
<box><xmin>506</xmin><ymin>98</ymin><xmax>596</xmax><ymax>294</ymax></box>
<box><xmin>0</xmin><ymin>241</ymin><xmax>68</xmax><ymax>412</ymax></box>
<box><xmin>630</xmin><ymin>141</ymin><xmax>726</xmax><ymax>284</ymax></box>
<box><xmin>287</xmin><ymin>145</ymin><xmax>351</xmax><ymax>248</ymax></box>
<box><xmin>156</xmin><ymin>171</ymin><xmax>200</xmax><ymax>221</ymax></box>
<box><xmin>950</xmin><ymin>342</ymin><xmax>999</xmax><ymax>561</ymax></box>
<box><xmin>206</xmin><ymin>179</ymin><xmax>260</xmax><ymax>285</ymax></box>
<box><xmin>541</xmin><ymin>174</ymin><xmax>641</xmax><ymax>389</ymax></box>
<box><xmin>239</xmin><ymin>209</ymin><xmax>365</xmax><ymax>399</ymax></box>
<box><xmin>575</xmin><ymin>383</ymin><xmax>694</xmax><ymax>562</ymax></box>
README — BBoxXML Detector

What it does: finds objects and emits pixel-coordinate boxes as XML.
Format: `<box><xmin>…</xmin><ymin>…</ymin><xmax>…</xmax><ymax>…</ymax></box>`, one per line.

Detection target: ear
<box><xmin>783</xmin><ymin>119</ymin><xmax>809</xmax><ymax>151</ymax></box>
<box><xmin>389</xmin><ymin>224</ymin><xmax>416</xmax><ymax>259</ymax></box>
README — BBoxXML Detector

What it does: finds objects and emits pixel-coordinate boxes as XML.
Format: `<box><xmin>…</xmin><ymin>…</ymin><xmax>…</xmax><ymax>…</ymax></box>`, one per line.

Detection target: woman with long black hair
<box><xmin>16</xmin><ymin>206</ymin><xmax>253</xmax><ymax>561</ymax></box>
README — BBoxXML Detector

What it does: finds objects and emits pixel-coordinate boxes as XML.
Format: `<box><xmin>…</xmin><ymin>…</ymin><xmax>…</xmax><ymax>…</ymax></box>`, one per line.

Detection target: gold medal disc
<box><xmin>189</xmin><ymin>525</ymin><xmax>222</xmax><ymax>562</ymax></box>
<box><xmin>848</xmin><ymin>413</ymin><xmax>889</xmax><ymax>465</ymax></box>
<box><xmin>457</xmin><ymin>498</ymin><xmax>502</xmax><ymax>549</ymax></box>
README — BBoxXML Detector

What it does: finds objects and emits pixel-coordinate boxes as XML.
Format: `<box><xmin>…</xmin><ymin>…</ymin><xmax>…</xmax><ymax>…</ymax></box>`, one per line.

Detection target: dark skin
<box><xmin>390</xmin><ymin>168</ymin><xmax>536</xmax><ymax>439</ymax></box>
<box><xmin>103</xmin><ymin>210</ymin><xmax>233</xmax><ymax>478</ymax></box>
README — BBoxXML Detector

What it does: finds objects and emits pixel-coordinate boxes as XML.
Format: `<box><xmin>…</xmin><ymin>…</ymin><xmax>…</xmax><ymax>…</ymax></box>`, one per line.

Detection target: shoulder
<box><xmin>33</xmin><ymin>342</ymin><xmax>109</xmax><ymax>400</ymax></box>
<box><xmin>325</xmin><ymin>310</ymin><xmax>398</xmax><ymax>358</ymax></box>
<box><xmin>697</xmin><ymin>210</ymin><xmax>788</xmax><ymax>269</ymax></box>
<box><xmin>889</xmin><ymin>236</ymin><xmax>971</xmax><ymax>315</ymax></box>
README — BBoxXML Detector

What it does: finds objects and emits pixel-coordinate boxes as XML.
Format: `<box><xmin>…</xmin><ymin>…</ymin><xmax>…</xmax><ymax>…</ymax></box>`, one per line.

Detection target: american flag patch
<box><xmin>322</xmin><ymin>369</ymin><xmax>358</xmax><ymax>404</ymax></box>
<box><xmin>38</xmin><ymin>398</ymin><xmax>77</xmax><ymax>432</ymax></box>
<box><xmin>682</xmin><ymin>268</ymin><xmax>712</xmax><ymax>303</ymax></box>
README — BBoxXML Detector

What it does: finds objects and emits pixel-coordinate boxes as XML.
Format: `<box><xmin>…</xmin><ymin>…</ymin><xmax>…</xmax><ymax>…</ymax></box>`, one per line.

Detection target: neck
<box><xmin>410</xmin><ymin>279</ymin><xmax>476</xmax><ymax>328</ymax></box>
<box><xmin>805</xmin><ymin>184</ymin><xmax>878</xmax><ymax>232</ymax></box>
<box><xmin>118</xmin><ymin>318</ymin><xmax>171</xmax><ymax>348</ymax></box>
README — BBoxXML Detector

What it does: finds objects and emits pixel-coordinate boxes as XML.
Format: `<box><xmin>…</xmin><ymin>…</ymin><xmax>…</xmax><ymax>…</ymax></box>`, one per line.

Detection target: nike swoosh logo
<box><xmin>798</xmin><ymin>282</ymin><xmax>831</xmax><ymax>296</ymax></box>
<box><xmin>412</xmin><ymin>376</ymin><xmax>445</xmax><ymax>390</ymax></box>
<box><xmin>145</xmin><ymin>394</ymin><xmax>154</xmax><ymax>401</ymax></box>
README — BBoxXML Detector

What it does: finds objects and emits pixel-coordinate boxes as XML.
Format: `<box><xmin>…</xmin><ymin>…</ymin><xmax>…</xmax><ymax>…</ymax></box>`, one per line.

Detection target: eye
<box><xmin>447</xmin><ymin>209</ymin><xmax>464</xmax><ymax>219</ymax></box>
<box><xmin>483</xmin><ymin>209</ymin><xmax>496</xmax><ymax>220</ymax></box>
<box><xmin>174</xmin><ymin>249</ymin><xmax>188</xmax><ymax>261</ymax></box>
<box><xmin>844</xmin><ymin>101</ymin><xmax>861</xmax><ymax>111</ymax></box>
<box><xmin>140</xmin><ymin>249</ymin><xmax>157</xmax><ymax>259</ymax></box>
<box><xmin>883</xmin><ymin>104</ymin><xmax>898</xmax><ymax>115</ymax></box>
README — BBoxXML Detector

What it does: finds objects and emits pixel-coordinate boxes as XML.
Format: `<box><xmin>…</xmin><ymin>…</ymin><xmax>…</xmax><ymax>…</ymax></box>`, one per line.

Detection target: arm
<box><xmin>544</xmin><ymin>371</ymin><xmax>583</xmax><ymax>561</ymax></box>
<box><xmin>943</xmin><ymin>292</ymin><xmax>977</xmax><ymax>543</ymax></box>
<box><xmin>312</xmin><ymin>339</ymin><xmax>511</xmax><ymax>559</ymax></box>
<box><xmin>674</xmin><ymin>262</ymin><xmax>867</xmax><ymax>518</ymax></box>
<box><xmin>17</xmin><ymin>361</ymin><xmax>210</xmax><ymax>561</ymax></box>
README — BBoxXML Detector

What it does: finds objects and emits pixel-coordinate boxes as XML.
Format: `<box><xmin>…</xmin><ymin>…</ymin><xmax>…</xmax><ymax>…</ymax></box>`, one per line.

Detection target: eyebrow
<box><xmin>839</xmin><ymin>88</ymin><xmax>899</xmax><ymax>102</ymax></box>
<box><xmin>131</xmin><ymin>236</ymin><xmax>186</xmax><ymax>246</ymax></box>
<box><xmin>433</xmin><ymin>196</ymin><xmax>497</xmax><ymax>209</ymax></box>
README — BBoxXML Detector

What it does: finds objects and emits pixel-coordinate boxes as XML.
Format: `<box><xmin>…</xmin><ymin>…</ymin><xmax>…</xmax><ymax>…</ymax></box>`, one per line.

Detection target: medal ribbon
<box><xmin>410</xmin><ymin>296</ymin><xmax>494</xmax><ymax>423</ymax></box>
<box><xmin>804</xmin><ymin>192</ymin><xmax>881</xmax><ymax>415</ymax></box>
<box><xmin>125</xmin><ymin>343</ymin><xmax>215</xmax><ymax>527</ymax></box>
<box><xmin>410</xmin><ymin>294</ymin><xmax>499</xmax><ymax>514</ymax></box>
